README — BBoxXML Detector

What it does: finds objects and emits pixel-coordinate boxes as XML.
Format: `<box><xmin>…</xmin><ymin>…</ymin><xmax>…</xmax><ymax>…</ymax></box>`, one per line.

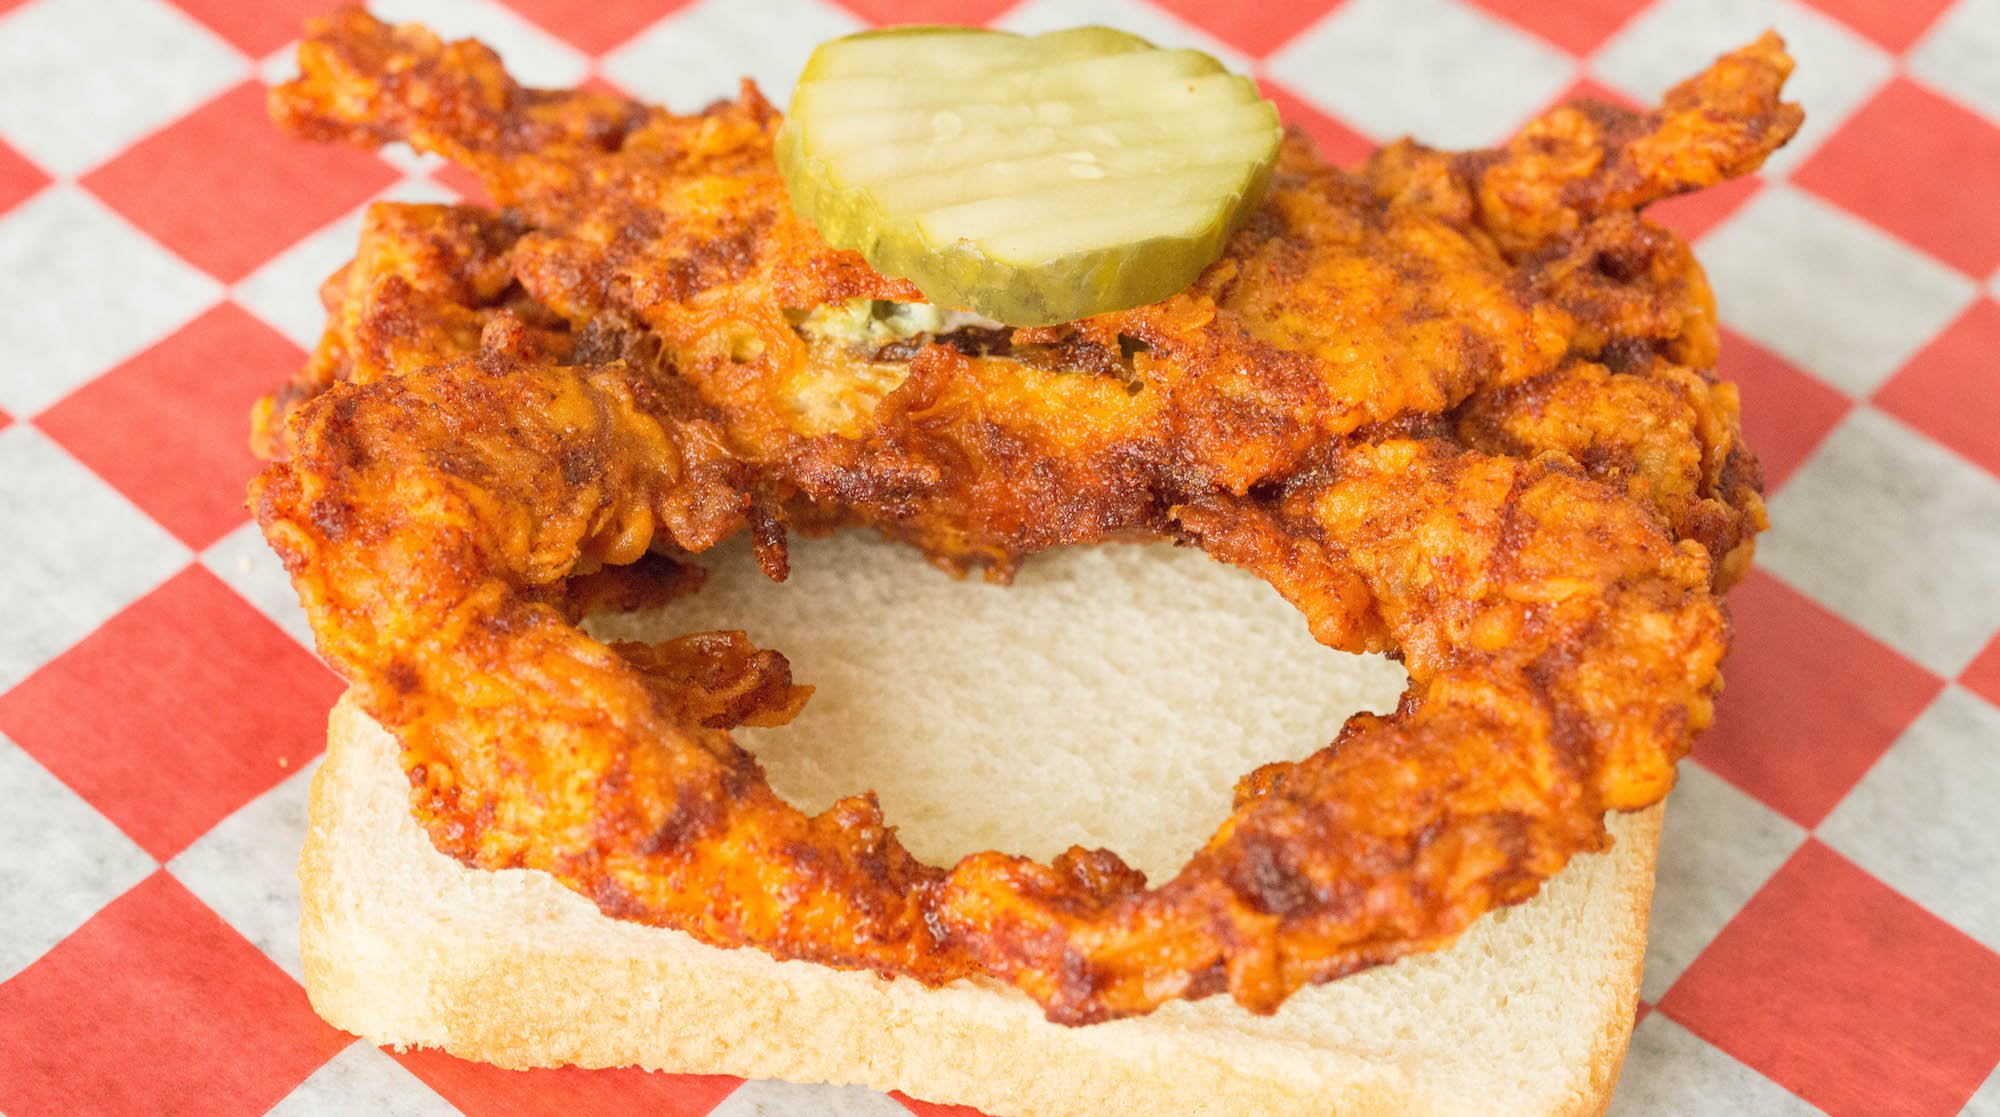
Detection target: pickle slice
<box><xmin>778</xmin><ymin>26</ymin><xmax>1281</xmax><ymax>327</ymax></box>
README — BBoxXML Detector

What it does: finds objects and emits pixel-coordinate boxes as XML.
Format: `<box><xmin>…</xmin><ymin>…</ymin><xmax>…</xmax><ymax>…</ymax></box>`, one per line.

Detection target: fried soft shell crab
<box><xmin>251</xmin><ymin>7</ymin><xmax>1798</xmax><ymax>1025</ymax></box>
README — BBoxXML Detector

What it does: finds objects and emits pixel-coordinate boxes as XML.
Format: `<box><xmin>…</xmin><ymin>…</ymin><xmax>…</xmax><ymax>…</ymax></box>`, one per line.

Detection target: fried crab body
<box><xmin>254</xmin><ymin>8</ymin><xmax>1798</xmax><ymax>1023</ymax></box>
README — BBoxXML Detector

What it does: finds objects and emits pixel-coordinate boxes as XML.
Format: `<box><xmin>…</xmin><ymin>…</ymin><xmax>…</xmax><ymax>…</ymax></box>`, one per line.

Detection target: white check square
<box><xmin>1760</xmin><ymin>408</ymin><xmax>2000</xmax><ymax>676</ymax></box>
<box><xmin>0</xmin><ymin>426</ymin><xmax>189</xmax><ymax>691</ymax></box>
<box><xmin>168</xmin><ymin>759</ymin><xmax>320</xmax><ymax>980</ymax></box>
<box><xmin>0</xmin><ymin>734</ymin><xmax>155</xmax><ymax>983</ymax></box>
<box><xmin>1909</xmin><ymin>0</ymin><xmax>2000</xmax><ymax>127</ymax></box>
<box><xmin>1267</xmin><ymin>0</ymin><xmax>1575</xmax><ymax>148</ymax></box>
<box><xmin>603</xmin><ymin>0</ymin><xmax>864</xmax><ymax>112</ymax></box>
<box><xmin>0</xmin><ymin>187</ymin><xmax>220</xmax><ymax>416</ymax></box>
<box><xmin>268</xmin><ymin>1041</ymin><xmax>456</xmax><ymax>1117</ymax></box>
<box><xmin>1610</xmin><ymin>1015</ymin><xmax>1820</xmax><ymax>1116</ymax></box>
<box><xmin>0</xmin><ymin>0</ymin><xmax>245</xmax><ymax>176</ymax></box>
<box><xmin>203</xmin><ymin>519</ymin><xmax>316</xmax><ymax>652</ymax></box>
<box><xmin>710</xmin><ymin>1079</ymin><xmax>913</xmax><ymax>1117</ymax></box>
<box><xmin>1642</xmin><ymin>764</ymin><xmax>1805</xmax><ymax>1002</ymax></box>
<box><xmin>1820</xmin><ymin>687</ymin><xmax>2000</xmax><ymax>953</ymax></box>
<box><xmin>1696</xmin><ymin>185</ymin><xmax>1974</xmax><ymax>396</ymax></box>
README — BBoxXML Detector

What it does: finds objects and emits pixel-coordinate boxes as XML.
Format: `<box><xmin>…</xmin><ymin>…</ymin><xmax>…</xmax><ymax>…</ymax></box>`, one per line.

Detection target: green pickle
<box><xmin>777</xmin><ymin>26</ymin><xmax>1282</xmax><ymax>327</ymax></box>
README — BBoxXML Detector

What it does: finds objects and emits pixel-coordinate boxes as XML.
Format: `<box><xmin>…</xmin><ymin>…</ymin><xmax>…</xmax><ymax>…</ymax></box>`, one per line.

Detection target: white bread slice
<box><xmin>301</xmin><ymin>534</ymin><xmax>1660</xmax><ymax>1117</ymax></box>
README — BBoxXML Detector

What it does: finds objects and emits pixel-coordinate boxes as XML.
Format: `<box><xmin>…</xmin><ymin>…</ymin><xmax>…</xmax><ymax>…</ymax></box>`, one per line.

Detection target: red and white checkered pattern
<box><xmin>0</xmin><ymin>1</ymin><xmax>1995</xmax><ymax>1112</ymax></box>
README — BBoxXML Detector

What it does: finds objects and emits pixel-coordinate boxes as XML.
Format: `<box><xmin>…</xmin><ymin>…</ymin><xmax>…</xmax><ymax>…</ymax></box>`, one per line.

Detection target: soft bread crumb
<box><xmin>589</xmin><ymin>536</ymin><xmax>1408</xmax><ymax>880</ymax></box>
<box><xmin>305</xmin><ymin>534</ymin><xmax>1658</xmax><ymax>1117</ymax></box>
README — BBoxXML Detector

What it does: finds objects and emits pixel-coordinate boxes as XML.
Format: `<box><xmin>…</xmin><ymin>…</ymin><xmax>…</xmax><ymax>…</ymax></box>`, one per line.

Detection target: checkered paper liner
<box><xmin>0</xmin><ymin>0</ymin><xmax>1996</xmax><ymax>1113</ymax></box>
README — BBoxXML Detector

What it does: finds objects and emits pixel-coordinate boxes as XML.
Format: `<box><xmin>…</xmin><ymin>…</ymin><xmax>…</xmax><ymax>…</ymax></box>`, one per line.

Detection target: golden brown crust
<box><xmin>256</xmin><ymin>8</ymin><xmax>1794</xmax><ymax>1024</ymax></box>
<box><xmin>250</xmin><ymin>203</ymin><xmax>563</xmax><ymax>459</ymax></box>
<box><xmin>262</xmin><ymin>11</ymin><xmax>1791</xmax><ymax>557</ymax></box>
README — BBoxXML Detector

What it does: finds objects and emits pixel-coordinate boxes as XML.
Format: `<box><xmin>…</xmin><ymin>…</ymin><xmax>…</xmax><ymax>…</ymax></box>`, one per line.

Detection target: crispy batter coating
<box><xmin>251</xmin><ymin>203</ymin><xmax>574</xmax><ymax>460</ymax></box>
<box><xmin>253</xmin><ymin>8</ymin><xmax>1797</xmax><ymax>1023</ymax></box>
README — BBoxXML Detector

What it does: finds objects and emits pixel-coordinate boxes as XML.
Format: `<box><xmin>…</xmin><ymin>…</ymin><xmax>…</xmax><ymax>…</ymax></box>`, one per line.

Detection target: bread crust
<box><xmin>304</xmin><ymin>692</ymin><xmax>1661</xmax><ymax>1117</ymax></box>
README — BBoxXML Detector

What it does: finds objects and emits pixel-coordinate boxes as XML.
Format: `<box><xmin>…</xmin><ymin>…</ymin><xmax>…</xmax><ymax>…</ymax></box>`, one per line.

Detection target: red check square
<box><xmin>1696</xmin><ymin>570</ymin><xmax>1941</xmax><ymax>827</ymax></box>
<box><xmin>1467</xmin><ymin>0</ymin><xmax>1650</xmax><ymax>54</ymax></box>
<box><xmin>832</xmin><ymin>0</ymin><xmax>1016</xmax><ymax>30</ymax></box>
<box><xmin>1716</xmin><ymin>327</ymin><xmax>1851</xmax><ymax>491</ymax></box>
<box><xmin>1795</xmin><ymin>79</ymin><xmax>2000</xmax><ymax>278</ymax></box>
<box><xmin>35</xmin><ymin>303</ymin><xmax>302</xmax><ymax>550</ymax></box>
<box><xmin>1647</xmin><ymin>173</ymin><xmax>1762</xmax><ymax>245</ymax></box>
<box><xmin>81</xmin><ymin>81</ymin><xmax>399</xmax><ymax>283</ymax></box>
<box><xmin>508</xmin><ymin>0</ymin><xmax>695</xmax><ymax>54</ymax></box>
<box><xmin>432</xmin><ymin>161</ymin><xmax>496</xmax><ymax>209</ymax></box>
<box><xmin>1146</xmin><ymin>0</ymin><xmax>1330</xmax><ymax>56</ymax></box>
<box><xmin>1963</xmin><ymin>632</ymin><xmax>2000</xmax><ymax>711</ymax></box>
<box><xmin>0</xmin><ymin>567</ymin><xmax>340</xmax><ymax>860</ymax></box>
<box><xmin>0</xmin><ymin>873</ymin><xmax>347</xmax><ymax>1117</ymax></box>
<box><xmin>1660</xmin><ymin>841</ymin><xmax>2000</xmax><ymax>1117</ymax></box>
<box><xmin>168</xmin><ymin>0</ymin><xmax>336</xmax><ymax>57</ymax></box>
<box><xmin>896</xmin><ymin>1091</ymin><xmax>990</xmax><ymax>1116</ymax></box>
<box><xmin>1797</xmin><ymin>0</ymin><xmax>1958</xmax><ymax>51</ymax></box>
<box><xmin>394</xmin><ymin>1047</ymin><xmax>740</xmax><ymax>1116</ymax></box>
<box><xmin>1261</xmin><ymin>80</ymin><xmax>1377</xmax><ymax>170</ymax></box>
<box><xmin>1873</xmin><ymin>298</ymin><xmax>2000</xmax><ymax>479</ymax></box>
<box><xmin>0</xmin><ymin>136</ymin><xmax>47</xmax><ymax>219</ymax></box>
